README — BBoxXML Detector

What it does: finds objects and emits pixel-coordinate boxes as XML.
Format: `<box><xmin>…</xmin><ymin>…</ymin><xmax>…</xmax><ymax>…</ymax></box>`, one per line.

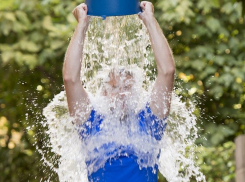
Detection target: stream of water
<box><xmin>40</xmin><ymin>15</ymin><xmax>206</xmax><ymax>182</ymax></box>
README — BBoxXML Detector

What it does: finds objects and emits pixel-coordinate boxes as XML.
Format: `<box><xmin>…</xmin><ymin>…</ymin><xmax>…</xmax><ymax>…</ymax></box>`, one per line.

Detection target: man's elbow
<box><xmin>63</xmin><ymin>69</ymin><xmax>70</xmax><ymax>82</ymax></box>
<box><xmin>62</xmin><ymin>59</ymin><xmax>81</xmax><ymax>83</ymax></box>
<box><xmin>63</xmin><ymin>71</ymin><xmax>79</xmax><ymax>84</ymax></box>
<box><xmin>166</xmin><ymin>66</ymin><xmax>175</xmax><ymax>75</ymax></box>
<box><xmin>158</xmin><ymin>66</ymin><xmax>175</xmax><ymax>76</ymax></box>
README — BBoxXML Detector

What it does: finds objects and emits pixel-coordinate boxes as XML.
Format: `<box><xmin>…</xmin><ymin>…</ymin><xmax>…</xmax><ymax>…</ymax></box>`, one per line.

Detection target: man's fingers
<box><xmin>72</xmin><ymin>3</ymin><xmax>90</xmax><ymax>23</ymax></box>
<box><xmin>82</xmin><ymin>4</ymin><xmax>88</xmax><ymax>11</ymax></box>
<box><xmin>73</xmin><ymin>8</ymin><xmax>80</xmax><ymax>22</ymax></box>
<box><xmin>74</xmin><ymin>12</ymin><xmax>78</xmax><ymax>21</ymax></box>
<box><xmin>140</xmin><ymin>2</ymin><xmax>146</xmax><ymax>9</ymax></box>
<box><xmin>140</xmin><ymin>1</ymin><xmax>154</xmax><ymax>14</ymax></box>
<box><xmin>77</xmin><ymin>3</ymin><xmax>87</xmax><ymax>12</ymax></box>
<box><xmin>140</xmin><ymin>1</ymin><xmax>152</xmax><ymax>12</ymax></box>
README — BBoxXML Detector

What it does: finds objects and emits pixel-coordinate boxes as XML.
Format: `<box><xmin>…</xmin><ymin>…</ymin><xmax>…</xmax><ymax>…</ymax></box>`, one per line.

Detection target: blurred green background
<box><xmin>0</xmin><ymin>0</ymin><xmax>244</xmax><ymax>181</ymax></box>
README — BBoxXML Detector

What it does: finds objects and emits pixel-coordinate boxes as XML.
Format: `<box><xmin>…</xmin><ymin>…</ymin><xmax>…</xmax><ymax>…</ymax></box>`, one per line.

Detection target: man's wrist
<box><xmin>144</xmin><ymin>15</ymin><xmax>156</xmax><ymax>28</ymax></box>
<box><xmin>76</xmin><ymin>22</ymin><xmax>89</xmax><ymax>34</ymax></box>
<box><xmin>77</xmin><ymin>22</ymin><xmax>88</xmax><ymax>29</ymax></box>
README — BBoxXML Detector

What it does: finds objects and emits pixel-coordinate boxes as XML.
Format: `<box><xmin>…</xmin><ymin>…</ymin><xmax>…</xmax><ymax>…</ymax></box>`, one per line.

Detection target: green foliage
<box><xmin>0</xmin><ymin>0</ymin><xmax>244</xmax><ymax>181</ymax></box>
<box><xmin>0</xmin><ymin>0</ymin><xmax>81</xmax><ymax>69</ymax></box>
<box><xmin>155</xmin><ymin>0</ymin><xmax>245</xmax><ymax>146</ymax></box>
<box><xmin>195</xmin><ymin>142</ymin><xmax>235</xmax><ymax>182</ymax></box>
<box><xmin>0</xmin><ymin>0</ymin><xmax>81</xmax><ymax>181</ymax></box>
<box><xmin>158</xmin><ymin>142</ymin><xmax>235</xmax><ymax>182</ymax></box>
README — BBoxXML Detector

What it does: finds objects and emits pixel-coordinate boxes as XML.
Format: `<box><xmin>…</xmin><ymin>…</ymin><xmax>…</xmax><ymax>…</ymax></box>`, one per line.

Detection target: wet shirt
<box><xmin>79</xmin><ymin>103</ymin><xmax>167</xmax><ymax>182</ymax></box>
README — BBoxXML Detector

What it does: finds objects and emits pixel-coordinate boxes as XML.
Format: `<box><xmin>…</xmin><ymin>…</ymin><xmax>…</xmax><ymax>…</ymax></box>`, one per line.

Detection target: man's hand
<box><xmin>138</xmin><ymin>1</ymin><xmax>155</xmax><ymax>25</ymax></box>
<box><xmin>72</xmin><ymin>3</ymin><xmax>90</xmax><ymax>29</ymax></box>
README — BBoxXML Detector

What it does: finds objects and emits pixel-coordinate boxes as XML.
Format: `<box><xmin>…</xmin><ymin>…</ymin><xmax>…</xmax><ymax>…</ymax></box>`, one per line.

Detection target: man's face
<box><xmin>102</xmin><ymin>71</ymin><xmax>135</xmax><ymax>101</ymax></box>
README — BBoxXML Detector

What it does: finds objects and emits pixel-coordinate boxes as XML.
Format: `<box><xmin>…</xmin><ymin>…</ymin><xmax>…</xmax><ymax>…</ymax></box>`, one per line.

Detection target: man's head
<box><xmin>102</xmin><ymin>68</ymin><xmax>135</xmax><ymax>100</ymax></box>
<box><xmin>100</xmin><ymin>68</ymin><xmax>137</xmax><ymax>121</ymax></box>
<box><xmin>95</xmin><ymin>65</ymin><xmax>144</xmax><ymax>117</ymax></box>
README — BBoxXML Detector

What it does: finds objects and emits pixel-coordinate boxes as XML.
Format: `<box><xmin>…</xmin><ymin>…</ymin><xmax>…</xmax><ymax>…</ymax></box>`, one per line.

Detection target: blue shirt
<box><xmin>79</xmin><ymin>103</ymin><xmax>167</xmax><ymax>182</ymax></box>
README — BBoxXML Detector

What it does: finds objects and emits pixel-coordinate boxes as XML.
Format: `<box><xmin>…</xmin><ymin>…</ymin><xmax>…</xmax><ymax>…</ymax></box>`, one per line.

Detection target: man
<box><xmin>63</xmin><ymin>1</ymin><xmax>175</xmax><ymax>182</ymax></box>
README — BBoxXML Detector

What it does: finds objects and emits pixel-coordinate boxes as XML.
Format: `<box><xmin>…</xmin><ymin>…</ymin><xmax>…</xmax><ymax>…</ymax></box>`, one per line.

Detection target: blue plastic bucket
<box><xmin>85</xmin><ymin>0</ymin><xmax>141</xmax><ymax>19</ymax></box>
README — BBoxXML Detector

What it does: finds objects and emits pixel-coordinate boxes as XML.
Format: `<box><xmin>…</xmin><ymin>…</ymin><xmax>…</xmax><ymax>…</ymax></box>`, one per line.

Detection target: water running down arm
<box><xmin>63</xmin><ymin>3</ymin><xmax>91</xmax><ymax>124</ymax></box>
<box><xmin>139</xmin><ymin>1</ymin><xmax>175</xmax><ymax>119</ymax></box>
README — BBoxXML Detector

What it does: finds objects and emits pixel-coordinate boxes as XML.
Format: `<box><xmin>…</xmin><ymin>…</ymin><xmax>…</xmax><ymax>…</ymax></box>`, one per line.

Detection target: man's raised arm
<box><xmin>63</xmin><ymin>3</ymin><xmax>91</xmax><ymax>123</ymax></box>
<box><xmin>139</xmin><ymin>1</ymin><xmax>175</xmax><ymax>119</ymax></box>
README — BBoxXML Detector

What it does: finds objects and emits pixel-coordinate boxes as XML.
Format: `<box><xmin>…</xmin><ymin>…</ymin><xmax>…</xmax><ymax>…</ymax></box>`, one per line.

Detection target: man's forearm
<box><xmin>145</xmin><ymin>17</ymin><xmax>175</xmax><ymax>75</ymax></box>
<box><xmin>63</xmin><ymin>23</ymin><xmax>87</xmax><ymax>82</ymax></box>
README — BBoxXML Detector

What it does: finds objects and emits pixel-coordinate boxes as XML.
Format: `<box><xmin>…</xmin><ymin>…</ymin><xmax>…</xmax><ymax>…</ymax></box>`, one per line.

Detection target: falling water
<box><xmin>40</xmin><ymin>15</ymin><xmax>206</xmax><ymax>182</ymax></box>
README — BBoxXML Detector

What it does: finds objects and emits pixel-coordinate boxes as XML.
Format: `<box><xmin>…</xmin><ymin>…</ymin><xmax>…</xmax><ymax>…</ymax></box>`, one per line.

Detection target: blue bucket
<box><xmin>85</xmin><ymin>0</ymin><xmax>141</xmax><ymax>19</ymax></box>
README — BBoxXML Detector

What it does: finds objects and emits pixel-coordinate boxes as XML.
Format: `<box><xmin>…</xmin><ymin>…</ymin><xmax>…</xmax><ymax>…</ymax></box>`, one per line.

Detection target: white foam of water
<box><xmin>41</xmin><ymin>15</ymin><xmax>206</xmax><ymax>182</ymax></box>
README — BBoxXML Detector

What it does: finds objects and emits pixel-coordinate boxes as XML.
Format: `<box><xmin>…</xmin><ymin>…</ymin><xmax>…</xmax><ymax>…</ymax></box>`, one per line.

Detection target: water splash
<box><xmin>41</xmin><ymin>15</ymin><xmax>206</xmax><ymax>182</ymax></box>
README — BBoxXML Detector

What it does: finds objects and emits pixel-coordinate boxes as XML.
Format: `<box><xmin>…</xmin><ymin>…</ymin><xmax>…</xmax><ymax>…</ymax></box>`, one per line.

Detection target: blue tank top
<box><xmin>79</xmin><ymin>103</ymin><xmax>167</xmax><ymax>182</ymax></box>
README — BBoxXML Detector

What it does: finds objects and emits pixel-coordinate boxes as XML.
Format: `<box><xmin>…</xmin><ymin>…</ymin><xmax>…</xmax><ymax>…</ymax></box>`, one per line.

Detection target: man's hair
<box><xmin>108</xmin><ymin>68</ymin><xmax>134</xmax><ymax>78</ymax></box>
<box><xmin>99</xmin><ymin>67</ymin><xmax>134</xmax><ymax>96</ymax></box>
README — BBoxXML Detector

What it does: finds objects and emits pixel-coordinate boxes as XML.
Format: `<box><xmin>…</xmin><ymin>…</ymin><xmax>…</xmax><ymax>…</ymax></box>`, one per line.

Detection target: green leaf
<box><xmin>200</xmin><ymin>66</ymin><xmax>216</xmax><ymax>79</ymax></box>
<box><xmin>38</xmin><ymin>49</ymin><xmax>54</xmax><ymax>64</ymax></box>
<box><xmin>214</xmin><ymin>56</ymin><xmax>225</xmax><ymax>66</ymax></box>
<box><xmin>232</xmin><ymin>82</ymin><xmax>243</xmax><ymax>92</ymax></box>
<box><xmin>14</xmin><ymin>51</ymin><xmax>38</xmax><ymax>68</ymax></box>
<box><xmin>195</xmin><ymin>46</ymin><xmax>212</xmax><ymax>56</ymax></box>
<box><xmin>50</xmin><ymin>40</ymin><xmax>64</xmax><ymax>50</ymax></box>
<box><xmin>67</xmin><ymin>13</ymin><xmax>75</xmax><ymax>23</ymax></box>
<box><xmin>211</xmin><ymin>0</ymin><xmax>220</xmax><ymax>8</ymax></box>
<box><xmin>219</xmin><ymin>73</ymin><xmax>234</xmax><ymax>88</ymax></box>
<box><xmin>21</xmin><ymin>54</ymin><xmax>38</xmax><ymax>69</ymax></box>
<box><xmin>234</xmin><ymin>2</ymin><xmax>243</xmax><ymax>17</ymax></box>
<box><xmin>220</xmin><ymin>125</ymin><xmax>235</xmax><ymax>137</ymax></box>
<box><xmin>19</xmin><ymin>40</ymin><xmax>40</xmax><ymax>52</ymax></box>
<box><xmin>1</xmin><ymin>21</ymin><xmax>12</xmax><ymax>35</ymax></box>
<box><xmin>30</xmin><ymin>32</ymin><xmax>45</xmax><ymax>42</ymax></box>
<box><xmin>0</xmin><ymin>44</ymin><xmax>12</xmax><ymax>51</ymax></box>
<box><xmin>221</xmin><ymin>2</ymin><xmax>234</xmax><ymax>14</ymax></box>
<box><xmin>13</xmin><ymin>22</ymin><xmax>27</xmax><ymax>32</ymax></box>
<box><xmin>197</xmin><ymin>0</ymin><xmax>212</xmax><ymax>12</ymax></box>
<box><xmin>210</xmin><ymin>85</ymin><xmax>223</xmax><ymax>99</ymax></box>
<box><xmin>217</xmin><ymin>43</ymin><xmax>227</xmax><ymax>53</ymax></box>
<box><xmin>191</xmin><ymin>60</ymin><xmax>206</xmax><ymax>71</ymax></box>
<box><xmin>15</xmin><ymin>11</ymin><xmax>30</xmax><ymax>27</ymax></box>
<box><xmin>231</xmin><ymin>67</ymin><xmax>244</xmax><ymax>79</ymax></box>
<box><xmin>3</xmin><ymin>12</ymin><xmax>16</xmax><ymax>21</ymax></box>
<box><xmin>229</xmin><ymin>37</ymin><xmax>239</xmax><ymax>49</ymax></box>
<box><xmin>211</xmin><ymin>132</ymin><xmax>224</xmax><ymax>145</ymax></box>
<box><xmin>1</xmin><ymin>51</ymin><xmax>14</xmax><ymax>63</ymax></box>
<box><xmin>0</xmin><ymin>0</ymin><xmax>14</xmax><ymax>10</ymax></box>
<box><xmin>42</xmin><ymin>16</ymin><xmax>55</xmax><ymax>31</ymax></box>
<box><xmin>218</xmin><ymin>27</ymin><xmax>230</xmax><ymax>37</ymax></box>
<box><xmin>195</xmin><ymin>25</ymin><xmax>208</xmax><ymax>36</ymax></box>
<box><xmin>14</xmin><ymin>51</ymin><xmax>23</xmax><ymax>64</ymax></box>
<box><xmin>206</xmin><ymin>17</ymin><xmax>221</xmax><ymax>33</ymax></box>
